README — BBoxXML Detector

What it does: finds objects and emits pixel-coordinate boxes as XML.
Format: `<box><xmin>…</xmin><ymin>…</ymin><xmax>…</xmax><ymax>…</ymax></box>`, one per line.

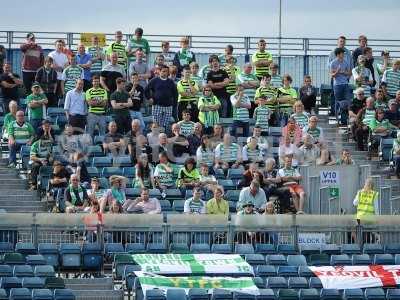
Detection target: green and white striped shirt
<box><xmin>178</xmin><ymin>121</ymin><xmax>195</xmax><ymax>137</ymax></box>
<box><xmin>216</xmin><ymin>143</ymin><xmax>240</xmax><ymax>163</ymax></box>
<box><xmin>61</xmin><ymin>65</ymin><xmax>84</xmax><ymax>93</ymax></box>
<box><xmin>237</xmin><ymin>72</ymin><xmax>258</xmax><ymax>101</ymax></box>
<box><xmin>230</xmin><ymin>94</ymin><xmax>250</xmax><ymax>122</ymax></box>
<box><xmin>243</xmin><ymin>145</ymin><xmax>262</xmax><ymax>162</ymax></box>
<box><xmin>196</xmin><ymin>147</ymin><xmax>215</xmax><ymax>167</ymax></box>
<box><xmin>291</xmin><ymin>112</ymin><xmax>309</xmax><ymax>129</ymax></box>
<box><xmin>253</xmin><ymin>105</ymin><xmax>271</xmax><ymax>132</ymax></box>
<box><xmin>382</xmin><ymin>68</ymin><xmax>400</xmax><ymax>96</ymax></box>
<box><xmin>88</xmin><ymin>46</ymin><xmax>104</xmax><ymax>73</ymax></box>
<box><xmin>362</xmin><ymin>109</ymin><xmax>376</xmax><ymax>126</ymax></box>
<box><xmin>271</xmin><ymin>74</ymin><xmax>283</xmax><ymax>87</ymax></box>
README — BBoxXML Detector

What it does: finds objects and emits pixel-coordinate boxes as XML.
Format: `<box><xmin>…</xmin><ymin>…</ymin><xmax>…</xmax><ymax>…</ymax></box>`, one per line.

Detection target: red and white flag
<box><xmin>309</xmin><ymin>265</ymin><xmax>400</xmax><ymax>289</ymax></box>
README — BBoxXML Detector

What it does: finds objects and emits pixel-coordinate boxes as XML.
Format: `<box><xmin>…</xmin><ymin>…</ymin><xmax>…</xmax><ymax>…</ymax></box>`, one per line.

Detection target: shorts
<box><xmin>288</xmin><ymin>184</ymin><xmax>304</xmax><ymax>195</ymax></box>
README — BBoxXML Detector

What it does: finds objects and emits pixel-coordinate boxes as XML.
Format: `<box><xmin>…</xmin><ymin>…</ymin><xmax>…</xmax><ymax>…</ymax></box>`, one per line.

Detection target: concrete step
<box><xmin>0</xmin><ymin>205</ymin><xmax>46</xmax><ymax>212</ymax></box>
<box><xmin>0</xmin><ymin>200</ymin><xmax>43</xmax><ymax>207</ymax></box>
<box><xmin>0</xmin><ymin>195</ymin><xmax>39</xmax><ymax>202</ymax></box>
<box><xmin>0</xmin><ymin>190</ymin><xmax>37</xmax><ymax>196</ymax></box>
<box><xmin>0</xmin><ymin>183</ymin><xmax>28</xmax><ymax>189</ymax></box>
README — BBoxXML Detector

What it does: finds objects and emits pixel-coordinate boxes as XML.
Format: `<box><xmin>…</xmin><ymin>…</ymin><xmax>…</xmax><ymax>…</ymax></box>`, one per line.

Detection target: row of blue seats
<box><xmin>0</xmin><ymin>288</ymin><xmax>74</xmax><ymax>300</ymax></box>
<box><xmin>0</xmin><ymin>265</ymin><xmax>55</xmax><ymax>278</ymax></box>
<box><xmin>136</xmin><ymin>287</ymin><xmax>400</xmax><ymax>300</ymax></box>
<box><xmin>1</xmin><ymin>276</ymin><xmax>60</xmax><ymax>289</ymax></box>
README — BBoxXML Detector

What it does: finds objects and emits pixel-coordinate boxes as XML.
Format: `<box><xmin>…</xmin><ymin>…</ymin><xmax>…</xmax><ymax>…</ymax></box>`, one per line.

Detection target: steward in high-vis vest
<box><xmin>353</xmin><ymin>178</ymin><xmax>379</xmax><ymax>221</ymax></box>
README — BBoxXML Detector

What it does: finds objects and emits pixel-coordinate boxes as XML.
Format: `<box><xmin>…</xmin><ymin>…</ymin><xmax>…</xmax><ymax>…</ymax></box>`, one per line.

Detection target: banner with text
<box><xmin>309</xmin><ymin>265</ymin><xmax>400</xmax><ymax>289</ymax></box>
<box><xmin>135</xmin><ymin>271</ymin><xmax>259</xmax><ymax>296</ymax></box>
<box><xmin>132</xmin><ymin>254</ymin><xmax>254</xmax><ymax>275</ymax></box>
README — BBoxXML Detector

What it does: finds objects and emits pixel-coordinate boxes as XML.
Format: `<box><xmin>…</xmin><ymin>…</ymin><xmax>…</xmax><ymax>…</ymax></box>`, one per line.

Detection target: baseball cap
<box><xmin>32</xmin><ymin>82</ymin><xmax>41</xmax><ymax>88</ymax></box>
<box><xmin>242</xmin><ymin>201</ymin><xmax>255</xmax><ymax>208</ymax></box>
<box><xmin>27</xmin><ymin>33</ymin><xmax>35</xmax><ymax>39</ymax></box>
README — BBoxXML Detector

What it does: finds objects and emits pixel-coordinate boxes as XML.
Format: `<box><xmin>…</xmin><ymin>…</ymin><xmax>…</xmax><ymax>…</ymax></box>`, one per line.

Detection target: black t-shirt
<box><xmin>50</xmin><ymin>168</ymin><xmax>70</xmax><ymax>188</ymax></box>
<box><xmin>0</xmin><ymin>72</ymin><xmax>20</xmax><ymax>100</ymax></box>
<box><xmin>350</xmin><ymin>97</ymin><xmax>366</xmax><ymax>114</ymax></box>
<box><xmin>125</xmin><ymin>83</ymin><xmax>144</xmax><ymax>111</ymax></box>
<box><xmin>67</xmin><ymin>161</ymin><xmax>90</xmax><ymax>184</ymax></box>
<box><xmin>169</xmin><ymin>134</ymin><xmax>190</xmax><ymax>157</ymax></box>
<box><xmin>104</xmin><ymin>132</ymin><xmax>123</xmax><ymax>144</ymax></box>
<box><xmin>110</xmin><ymin>90</ymin><xmax>130</xmax><ymax>117</ymax></box>
<box><xmin>206</xmin><ymin>69</ymin><xmax>229</xmax><ymax>100</ymax></box>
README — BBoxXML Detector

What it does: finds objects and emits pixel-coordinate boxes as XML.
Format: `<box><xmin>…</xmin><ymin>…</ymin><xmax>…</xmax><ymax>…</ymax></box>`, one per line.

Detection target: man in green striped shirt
<box><xmin>253</xmin><ymin>96</ymin><xmax>272</xmax><ymax>135</ymax></box>
<box><xmin>127</xmin><ymin>27</ymin><xmax>150</xmax><ymax>65</ymax></box>
<box><xmin>178</xmin><ymin>110</ymin><xmax>195</xmax><ymax>137</ymax></box>
<box><xmin>223</xmin><ymin>55</ymin><xmax>240</xmax><ymax>96</ymax></box>
<box><xmin>382</xmin><ymin>59</ymin><xmax>400</xmax><ymax>98</ymax></box>
<box><xmin>177</xmin><ymin>66</ymin><xmax>199</xmax><ymax>121</ymax></box>
<box><xmin>270</xmin><ymin>63</ymin><xmax>283</xmax><ymax>88</ymax></box>
<box><xmin>88</xmin><ymin>35</ymin><xmax>105</xmax><ymax>76</ymax></box>
<box><xmin>7</xmin><ymin>111</ymin><xmax>35</xmax><ymax>167</ymax></box>
<box><xmin>86</xmin><ymin>75</ymin><xmax>108</xmax><ymax>136</ymax></box>
<box><xmin>252</xmin><ymin>39</ymin><xmax>273</xmax><ymax>80</ymax></box>
<box><xmin>61</xmin><ymin>54</ymin><xmax>84</xmax><ymax>96</ymax></box>
<box><xmin>230</xmin><ymin>85</ymin><xmax>251</xmax><ymax>137</ymax></box>
<box><xmin>106</xmin><ymin>31</ymin><xmax>127</xmax><ymax>70</ymax></box>
<box><xmin>215</xmin><ymin>133</ymin><xmax>242</xmax><ymax>171</ymax></box>
<box><xmin>237</xmin><ymin>63</ymin><xmax>259</xmax><ymax>116</ymax></box>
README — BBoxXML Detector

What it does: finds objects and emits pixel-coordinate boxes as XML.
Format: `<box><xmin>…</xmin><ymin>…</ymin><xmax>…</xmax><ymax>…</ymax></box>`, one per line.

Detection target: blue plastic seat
<box><xmin>212</xmin><ymin>289</ymin><xmax>232</xmax><ymax>300</ymax></box>
<box><xmin>82</xmin><ymin>243</ymin><xmax>103</xmax><ymax>271</ymax></box>
<box><xmin>54</xmin><ymin>289</ymin><xmax>75</xmax><ymax>300</ymax></box>
<box><xmin>351</xmin><ymin>254</ymin><xmax>371</xmax><ymax>266</ymax></box>
<box><xmin>277</xmin><ymin>288</ymin><xmax>298</xmax><ymax>300</ymax></box>
<box><xmin>9</xmin><ymin>288</ymin><xmax>31</xmax><ymax>300</ymax></box>
<box><xmin>93</xmin><ymin>135</ymin><xmax>105</xmax><ymax>145</ymax></box>
<box><xmin>225</xmin><ymin>190</ymin><xmax>241</xmax><ymax>202</ymax></box>
<box><xmin>0</xmin><ymin>265</ymin><xmax>13</xmax><ymax>277</ymax></box>
<box><xmin>343</xmin><ymin>289</ymin><xmax>364</xmax><ymax>300</ymax></box>
<box><xmin>189</xmin><ymin>288</ymin><xmax>209</xmax><ymax>300</ymax></box>
<box><xmin>385</xmin><ymin>243</ymin><xmax>400</xmax><ymax>255</ymax></box>
<box><xmin>3</xmin><ymin>253</ymin><xmax>25</xmax><ymax>265</ymax></box>
<box><xmin>309</xmin><ymin>254</ymin><xmax>330</xmax><ymax>266</ymax></box>
<box><xmin>235</xmin><ymin>244</ymin><xmax>255</xmax><ymax>255</ymax></box>
<box><xmin>255</xmin><ymin>244</ymin><xmax>276</xmax><ymax>255</ymax></box>
<box><xmin>101</xmin><ymin>166</ymin><xmax>123</xmax><ymax>178</ymax></box>
<box><xmin>21</xmin><ymin>277</ymin><xmax>45</xmax><ymax>289</ymax></box>
<box><xmin>387</xmin><ymin>289</ymin><xmax>400</xmax><ymax>300</ymax></box>
<box><xmin>47</xmin><ymin>107</ymin><xmax>65</xmax><ymax>118</ymax></box>
<box><xmin>86</xmin><ymin>166</ymin><xmax>99</xmax><ymax>178</ymax></box>
<box><xmin>298</xmin><ymin>266</ymin><xmax>315</xmax><ymax>278</ymax></box>
<box><xmin>233</xmin><ymin>291</ymin><xmax>256</xmax><ymax>300</ymax></box>
<box><xmin>190</xmin><ymin>243</ymin><xmax>211</xmax><ymax>254</ymax></box>
<box><xmin>277</xmin><ymin>266</ymin><xmax>299</xmax><ymax>277</ymax></box>
<box><xmin>44</xmin><ymin>277</ymin><xmax>65</xmax><ymax>290</ymax></box>
<box><xmin>396</xmin><ymin>254</ymin><xmax>400</xmax><ymax>265</ymax></box>
<box><xmin>172</xmin><ymin>200</ymin><xmax>185</xmax><ymax>212</ymax></box>
<box><xmin>92</xmin><ymin>156</ymin><xmax>112</xmax><ymax>168</ymax></box>
<box><xmin>365</xmin><ymin>288</ymin><xmax>385</xmax><ymax>300</ymax></box>
<box><xmin>256</xmin><ymin>289</ymin><xmax>276</xmax><ymax>300</ymax></box>
<box><xmin>38</xmin><ymin>243</ymin><xmax>59</xmax><ymax>268</ymax></box>
<box><xmin>32</xmin><ymin>289</ymin><xmax>53</xmax><ymax>300</ymax></box>
<box><xmin>217</xmin><ymin>179</ymin><xmax>236</xmax><ymax>190</ymax></box>
<box><xmin>309</xmin><ymin>277</ymin><xmax>322</xmax><ymax>289</ymax></box>
<box><xmin>0</xmin><ymin>277</ymin><xmax>22</xmax><ymax>291</ymax></box>
<box><xmin>104</xmin><ymin>243</ymin><xmax>124</xmax><ymax>260</ymax></box>
<box><xmin>26</xmin><ymin>255</ymin><xmax>47</xmax><ymax>266</ymax></box>
<box><xmin>59</xmin><ymin>244</ymin><xmax>81</xmax><ymax>270</ymax></box>
<box><xmin>330</xmin><ymin>254</ymin><xmax>351</xmax><ymax>266</ymax></box>
<box><xmin>266</xmin><ymin>254</ymin><xmax>287</xmax><ymax>266</ymax></box>
<box><xmin>321</xmin><ymin>244</ymin><xmax>340</xmax><ymax>255</ymax></box>
<box><xmin>113</xmin><ymin>155</ymin><xmax>132</xmax><ymax>167</ymax></box>
<box><xmin>227</xmin><ymin>169</ymin><xmax>243</xmax><ymax>181</ymax></box>
<box><xmin>320</xmin><ymin>289</ymin><xmax>341</xmax><ymax>300</ymax></box>
<box><xmin>15</xmin><ymin>243</ymin><xmax>37</xmax><ymax>256</ymax></box>
<box><xmin>287</xmin><ymin>255</ymin><xmax>307</xmax><ymax>266</ymax></box>
<box><xmin>300</xmin><ymin>245</ymin><xmax>321</xmax><ymax>256</ymax></box>
<box><xmin>288</xmin><ymin>277</ymin><xmax>309</xmax><ymax>289</ymax></box>
<box><xmin>146</xmin><ymin>289</ymin><xmax>166</xmax><ymax>300</ymax></box>
<box><xmin>341</xmin><ymin>244</ymin><xmax>361</xmax><ymax>255</ymax></box>
<box><xmin>373</xmin><ymin>253</ymin><xmax>394</xmax><ymax>265</ymax></box>
<box><xmin>170</xmin><ymin>243</ymin><xmax>190</xmax><ymax>254</ymax></box>
<box><xmin>277</xmin><ymin>244</ymin><xmax>297</xmax><ymax>255</ymax></box>
<box><xmin>256</xmin><ymin>265</ymin><xmax>277</xmax><ymax>277</ymax></box>
<box><xmin>363</xmin><ymin>243</ymin><xmax>384</xmax><ymax>255</ymax></box>
<box><xmin>253</xmin><ymin>277</ymin><xmax>265</xmax><ymax>289</ymax></box>
<box><xmin>211</xmin><ymin>244</ymin><xmax>232</xmax><ymax>254</ymax></box>
<box><xmin>299</xmin><ymin>288</ymin><xmax>320</xmax><ymax>300</ymax></box>
<box><xmin>160</xmin><ymin>199</ymin><xmax>172</xmax><ymax>211</ymax></box>
<box><xmin>245</xmin><ymin>254</ymin><xmax>265</xmax><ymax>265</ymax></box>
<box><xmin>87</xmin><ymin>145</ymin><xmax>103</xmax><ymax>157</ymax></box>
<box><xmin>266</xmin><ymin>277</ymin><xmax>287</xmax><ymax>289</ymax></box>
<box><xmin>146</xmin><ymin>243</ymin><xmax>167</xmax><ymax>254</ymax></box>
<box><xmin>123</xmin><ymin>265</ymin><xmax>141</xmax><ymax>292</ymax></box>
<box><xmin>0</xmin><ymin>242</ymin><xmax>14</xmax><ymax>254</ymax></box>
<box><xmin>13</xmin><ymin>265</ymin><xmax>34</xmax><ymax>278</ymax></box>
<box><xmin>166</xmin><ymin>289</ymin><xmax>187</xmax><ymax>300</ymax></box>
<box><xmin>122</xmin><ymin>167</ymin><xmax>136</xmax><ymax>178</ymax></box>
<box><xmin>124</xmin><ymin>243</ymin><xmax>145</xmax><ymax>254</ymax></box>
<box><xmin>34</xmin><ymin>265</ymin><xmax>56</xmax><ymax>278</ymax></box>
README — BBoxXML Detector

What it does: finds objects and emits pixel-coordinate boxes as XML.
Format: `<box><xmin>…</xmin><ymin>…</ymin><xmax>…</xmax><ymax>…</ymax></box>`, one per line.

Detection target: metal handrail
<box><xmin>2</xmin><ymin>30</ymin><xmax>400</xmax><ymax>56</ymax></box>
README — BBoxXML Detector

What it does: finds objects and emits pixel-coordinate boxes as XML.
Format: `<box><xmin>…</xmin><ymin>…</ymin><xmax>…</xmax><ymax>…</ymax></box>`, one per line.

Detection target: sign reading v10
<box><xmin>320</xmin><ymin>170</ymin><xmax>340</xmax><ymax>185</ymax></box>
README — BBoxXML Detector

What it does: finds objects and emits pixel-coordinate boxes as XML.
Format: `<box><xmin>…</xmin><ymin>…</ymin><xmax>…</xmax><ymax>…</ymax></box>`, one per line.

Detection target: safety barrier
<box><xmin>1</xmin><ymin>213</ymin><xmax>400</xmax><ymax>249</ymax></box>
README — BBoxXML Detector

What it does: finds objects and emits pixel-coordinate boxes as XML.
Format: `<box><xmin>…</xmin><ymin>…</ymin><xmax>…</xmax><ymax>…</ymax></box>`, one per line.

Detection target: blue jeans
<box><xmin>230</xmin><ymin>120</ymin><xmax>249</xmax><ymax>138</ymax></box>
<box><xmin>8</xmin><ymin>142</ymin><xmax>24</xmax><ymax>164</ymax></box>
<box><xmin>333</xmin><ymin>84</ymin><xmax>351</xmax><ymax>125</ymax></box>
<box><xmin>30</xmin><ymin>118</ymin><xmax>43</xmax><ymax>135</ymax></box>
<box><xmin>130</xmin><ymin>111</ymin><xmax>145</xmax><ymax>132</ymax></box>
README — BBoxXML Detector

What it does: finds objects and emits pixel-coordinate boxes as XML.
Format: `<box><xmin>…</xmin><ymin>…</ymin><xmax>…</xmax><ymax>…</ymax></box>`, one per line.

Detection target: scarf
<box><xmin>111</xmin><ymin>187</ymin><xmax>125</xmax><ymax>204</ymax></box>
<box><xmin>68</xmin><ymin>184</ymin><xmax>83</xmax><ymax>206</ymax></box>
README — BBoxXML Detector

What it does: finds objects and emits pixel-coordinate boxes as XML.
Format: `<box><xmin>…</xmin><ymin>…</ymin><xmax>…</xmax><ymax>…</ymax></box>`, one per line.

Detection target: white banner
<box><xmin>309</xmin><ymin>265</ymin><xmax>400</xmax><ymax>289</ymax></box>
<box><xmin>320</xmin><ymin>170</ymin><xmax>340</xmax><ymax>185</ymax></box>
<box><xmin>135</xmin><ymin>271</ymin><xmax>260</xmax><ymax>296</ymax></box>
<box><xmin>132</xmin><ymin>254</ymin><xmax>254</xmax><ymax>275</ymax></box>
